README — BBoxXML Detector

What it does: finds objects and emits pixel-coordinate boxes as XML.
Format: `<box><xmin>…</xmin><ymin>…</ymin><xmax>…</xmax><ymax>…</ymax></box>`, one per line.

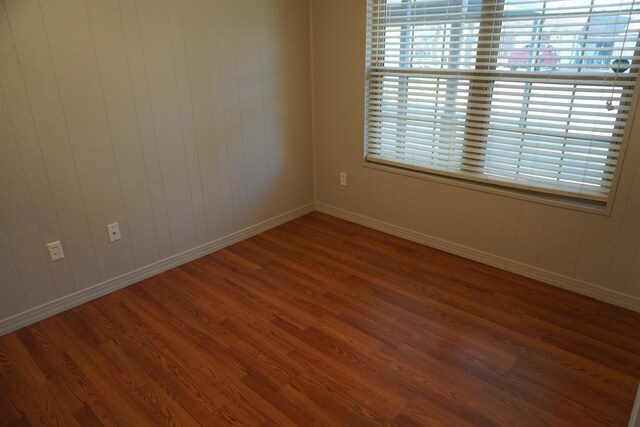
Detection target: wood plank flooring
<box><xmin>1</xmin><ymin>212</ymin><xmax>639</xmax><ymax>426</ymax></box>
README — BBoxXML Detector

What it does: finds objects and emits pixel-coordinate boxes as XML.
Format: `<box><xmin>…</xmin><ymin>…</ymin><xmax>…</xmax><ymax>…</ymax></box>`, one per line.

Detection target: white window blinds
<box><xmin>366</xmin><ymin>0</ymin><xmax>640</xmax><ymax>202</ymax></box>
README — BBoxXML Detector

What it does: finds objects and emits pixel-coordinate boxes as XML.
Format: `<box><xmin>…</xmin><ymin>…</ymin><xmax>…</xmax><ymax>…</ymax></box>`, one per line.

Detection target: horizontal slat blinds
<box><xmin>366</xmin><ymin>0</ymin><xmax>640</xmax><ymax>201</ymax></box>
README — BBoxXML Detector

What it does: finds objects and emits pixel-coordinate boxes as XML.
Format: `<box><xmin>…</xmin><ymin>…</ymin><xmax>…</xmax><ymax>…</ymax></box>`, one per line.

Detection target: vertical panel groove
<box><xmin>230</xmin><ymin>3</ymin><xmax>251</xmax><ymax>227</ymax></box>
<box><xmin>165</xmin><ymin>0</ymin><xmax>199</xmax><ymax>244</ymax></box>
<box><xmin>256</xmin><ymin>0</ymin><xmax>271</xmax><ymax>192</ymax></box>
<box><xmin>133</xmin><ymin>0</ymin><xmax>176</xmax><ymax>254</ymax></box>
<box><xmin>177</xmin><ymin>0</ymin><xmax>210</xmax><ymax>239</ymax></box>
<box><xmin>208</xmin><ymin>0</ymin><xmax>236</xmax><ymax>234</ymax></box>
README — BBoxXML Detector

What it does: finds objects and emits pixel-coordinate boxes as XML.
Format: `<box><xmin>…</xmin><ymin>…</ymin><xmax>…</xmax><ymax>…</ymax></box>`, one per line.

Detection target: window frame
<box><xmin>364</xmin><ymin>0</ymin><xmax>640</xmax><ymax>212</ymax></box>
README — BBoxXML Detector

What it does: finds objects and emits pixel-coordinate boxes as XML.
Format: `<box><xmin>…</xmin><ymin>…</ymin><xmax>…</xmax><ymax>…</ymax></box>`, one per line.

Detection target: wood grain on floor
<box><xmin>1</xmin><ymin>212</ymin><xmax>639</xmax><ymax>426</ymax></box>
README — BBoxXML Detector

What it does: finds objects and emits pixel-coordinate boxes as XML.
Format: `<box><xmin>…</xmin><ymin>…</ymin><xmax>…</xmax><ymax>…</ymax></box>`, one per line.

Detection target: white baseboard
<box><xmin>0</xmin><ymin>203</ymin><xmax>315</xmax><ymax>336</ymax></box>
<box><xmin>3</xmin><ymin>200</ymin><xmax>638</xmax><ymax>336</ymax></box>
<box><xmin>315</xmin><ymin>202</ymin><xmax>640</xmax><ymax>314</ymax></box>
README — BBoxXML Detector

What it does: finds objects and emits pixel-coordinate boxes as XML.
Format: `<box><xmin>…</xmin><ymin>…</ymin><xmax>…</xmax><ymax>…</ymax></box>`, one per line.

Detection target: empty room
<box><xmin>1</xmin><ymin>0</ymin><xmax>640</xmax><ymax>425</ymax></box>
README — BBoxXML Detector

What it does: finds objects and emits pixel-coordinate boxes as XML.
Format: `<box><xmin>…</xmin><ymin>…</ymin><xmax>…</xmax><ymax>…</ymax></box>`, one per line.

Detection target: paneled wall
<box><xmin>311</xmin><ymin>0</ymin><xmax>640</xmax><ymax>302</ymax></box>
<box><xmin>0</xmin><ymin>0</ymin><xmax>313</xmax><ymax>321</ymax></box>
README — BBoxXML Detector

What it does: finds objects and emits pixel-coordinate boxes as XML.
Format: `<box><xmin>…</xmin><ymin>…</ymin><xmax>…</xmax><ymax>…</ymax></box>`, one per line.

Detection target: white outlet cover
<box><xmin>46</xmin><ymin>241</ymin><xmax>65</xmax><ymax>262</ymax></box>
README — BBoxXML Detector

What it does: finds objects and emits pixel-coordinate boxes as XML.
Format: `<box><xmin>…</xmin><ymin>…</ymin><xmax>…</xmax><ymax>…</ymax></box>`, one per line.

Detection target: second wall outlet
<box><xmin>107</xmin><ymin>222</ymin><xmax>122</xmax><ymax>242</ymax></box>
<box><xmin>340</xmin><ymin>172</ymin><xmax>347</xmax><ymax>186</ymax></box>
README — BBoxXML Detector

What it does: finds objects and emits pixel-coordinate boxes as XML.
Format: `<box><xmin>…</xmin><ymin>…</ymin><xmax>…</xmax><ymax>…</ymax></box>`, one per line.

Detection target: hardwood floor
<box><xmin>1</xmin><ymin>212</ymin><xmax>639</xmax><ymax>426</ymax></box>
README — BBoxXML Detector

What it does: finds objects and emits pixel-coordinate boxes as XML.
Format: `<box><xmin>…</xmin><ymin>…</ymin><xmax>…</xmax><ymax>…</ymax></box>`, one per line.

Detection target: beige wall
<box><xmin>312</xmin><ymin>0</ymin><xmax>640</xmax><ymax>301</ymax></box>
<box><xmin>2</xmin><ymin>0</ymin><xmax>639</xmax><ymax>326</ymax></box>
<box><xmin>0</xmin><ymin>0</ymin><xmax>313</xmax><ymax>320</ymax></box>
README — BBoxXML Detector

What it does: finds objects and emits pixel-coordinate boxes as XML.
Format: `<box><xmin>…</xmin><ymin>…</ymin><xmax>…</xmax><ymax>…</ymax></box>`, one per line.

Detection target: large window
<box><xmin>366</xmin><ymin>0</ymin><xmax>640</xmax><ymax>203</ymax></box>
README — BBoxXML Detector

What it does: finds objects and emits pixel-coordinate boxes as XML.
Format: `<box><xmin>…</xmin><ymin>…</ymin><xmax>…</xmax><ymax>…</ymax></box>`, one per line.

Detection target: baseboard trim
<box><xmin>315</xmin><ymin>202</ymin><xmax>640</xmax><ymax>313</ymax></box>
<box><xmin>3</xmin><ymin>201</ymin><xmax>638</xmax><ymax>336</ymax></box>
<box><xmin>0</xmin><ymin>203</ymin><xmax>315</xmax><ymax>336</ymax></box>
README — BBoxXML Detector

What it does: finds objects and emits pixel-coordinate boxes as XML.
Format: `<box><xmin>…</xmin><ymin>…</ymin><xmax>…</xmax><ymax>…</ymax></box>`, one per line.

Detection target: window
<box><xmin>365</xmin><ymin>0</ymin><xmax>640</xmax><ymax>204</ymax></box>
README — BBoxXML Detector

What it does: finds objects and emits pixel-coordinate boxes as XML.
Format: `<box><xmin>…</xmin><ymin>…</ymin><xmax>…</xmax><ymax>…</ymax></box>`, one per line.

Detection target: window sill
<box><xmin>361</xmin><ymin>160</ymin><xmax>613</xmax><ymax>216</ymax></box>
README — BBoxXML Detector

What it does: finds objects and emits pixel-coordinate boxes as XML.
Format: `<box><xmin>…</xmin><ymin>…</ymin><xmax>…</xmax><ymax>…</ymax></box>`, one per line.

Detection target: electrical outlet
<box><xmin>46</xmin><ymin>241</ymin><xmax>65</xmax><ymax>262</ymax></box>
<box><xmin>340</xmin><ymin>172</ymin><xmax>347</xmax><ymax>186</ymax></box>
<box><xmin>107</xmin><ymin>222</ymin><xmax>122</xmax><ymax>242</ymax></box>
